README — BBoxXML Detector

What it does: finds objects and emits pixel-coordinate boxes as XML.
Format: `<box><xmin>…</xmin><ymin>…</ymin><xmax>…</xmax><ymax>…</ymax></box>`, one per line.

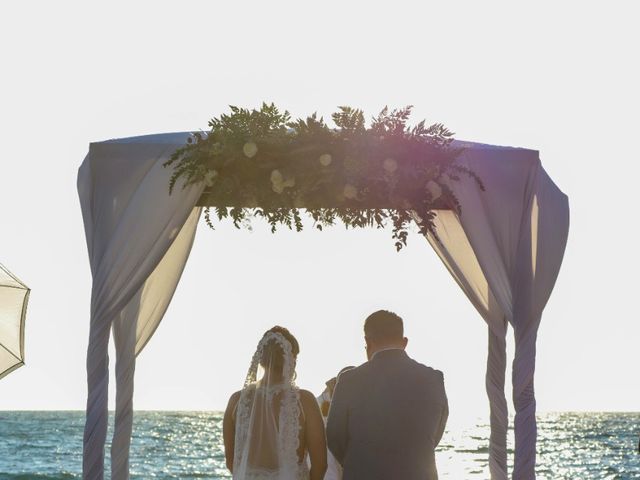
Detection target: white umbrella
<box><xmin>0</xmin><ymin>263</ymin><xmax>29</xmax><ymax>379</ymax></box>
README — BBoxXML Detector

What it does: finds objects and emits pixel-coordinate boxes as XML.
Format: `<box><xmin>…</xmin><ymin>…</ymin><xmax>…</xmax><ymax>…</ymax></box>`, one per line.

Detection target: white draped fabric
<box><xmin>425</xmin><ymin>143</ymin><xmax>569</xmax><ymax>479</ymax></box>
<box><xmin>78</xmin><ymin>133</ymin><xmax>204</xmax><ymax>479</ymax></box>
<box><xmin>0</xmin><ymin>263</ymin><xmax>30</xmax><ymax>380</ymax></box>
<box><xmin>77</xmin><ymin>133</ymin><xmax>568</xmax><ymax>480</ymax></box>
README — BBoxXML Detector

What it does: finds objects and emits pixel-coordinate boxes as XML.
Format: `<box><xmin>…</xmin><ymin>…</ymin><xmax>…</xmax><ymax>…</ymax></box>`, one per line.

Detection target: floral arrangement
<box><xmin>164</xmin><ymin>103</ymin><xmax>483</xmax><ymax>250</ymax></box>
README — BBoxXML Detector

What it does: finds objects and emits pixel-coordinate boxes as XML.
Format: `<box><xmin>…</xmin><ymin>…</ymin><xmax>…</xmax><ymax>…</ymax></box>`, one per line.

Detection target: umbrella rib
<box><xmin>0</xmin><ymin>263</ymin><xmax>29</xmax><ymax>289</ymax></box>
<box><xmin>0</xmin><ymin>284</ymin><xmax>29</xmax><ymax>291</ymax></box>
<box><xmin>0</xmin><ymin>360</ymin><xmax>24</xmax><ymax>381</ymax></box>
<box><xmin>0</xmin><ymin>341</ymin><xmax>21</xmax><ymax>362</ymax></box>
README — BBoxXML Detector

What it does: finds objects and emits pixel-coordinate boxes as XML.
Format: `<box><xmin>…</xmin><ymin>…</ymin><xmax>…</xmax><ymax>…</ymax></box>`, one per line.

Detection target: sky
<box><xmin>0</xmin><ymin>1</ymin><xmax>638</xmax><ymax>423</ymax></box>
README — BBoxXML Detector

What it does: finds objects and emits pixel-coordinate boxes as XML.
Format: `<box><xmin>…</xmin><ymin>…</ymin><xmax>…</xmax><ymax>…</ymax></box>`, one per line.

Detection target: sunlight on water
<box><xmin>0</xmin><ymin>412</ymin><xmax>638</xmax><ymax>479</ymax></box>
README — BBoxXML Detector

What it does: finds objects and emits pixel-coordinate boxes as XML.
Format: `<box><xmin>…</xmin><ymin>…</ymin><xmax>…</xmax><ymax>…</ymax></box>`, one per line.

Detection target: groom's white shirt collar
<box><xmin>370</xmin><ymin>347</ymin><xmax>404</xmax><ymax>360</ymax></box>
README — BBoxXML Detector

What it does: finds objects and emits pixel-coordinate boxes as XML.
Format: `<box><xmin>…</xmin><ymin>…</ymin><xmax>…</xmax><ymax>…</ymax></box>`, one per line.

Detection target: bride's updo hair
<box><xmin>260</xmin><ymin>326</ymin><xmax>300</xmax><ymax>373</ymax></box>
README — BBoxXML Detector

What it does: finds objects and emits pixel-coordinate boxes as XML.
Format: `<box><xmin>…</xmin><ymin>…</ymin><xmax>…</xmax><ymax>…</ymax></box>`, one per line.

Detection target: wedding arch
<box><xmin>77</xmin><ymin>106</ymin><xmax>569</xmax><ymax>480</ymax></box>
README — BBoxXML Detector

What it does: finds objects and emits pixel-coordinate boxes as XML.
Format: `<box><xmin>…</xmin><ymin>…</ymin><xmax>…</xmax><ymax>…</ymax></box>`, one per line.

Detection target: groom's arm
<box><xmin>434</xmin><ymin>371</ymin><xmax>449</xmax><ymax>447</ymax></box>
<box><xmin>326</xmin><ymin>376</ymin><xmax>350</xmax><ymax>466</ymax></box>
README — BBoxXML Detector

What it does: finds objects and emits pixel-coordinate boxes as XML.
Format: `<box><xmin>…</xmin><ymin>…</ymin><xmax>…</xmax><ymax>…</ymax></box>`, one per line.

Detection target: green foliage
<box><xmin>164</xmin><ymin>103</ymin><xmax>483</xmax><ymax>250</ymax></box>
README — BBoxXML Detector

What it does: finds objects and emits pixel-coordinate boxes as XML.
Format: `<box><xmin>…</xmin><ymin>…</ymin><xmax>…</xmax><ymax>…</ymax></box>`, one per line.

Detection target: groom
<box><xmin>326</xmin><ymin>310</ymin><xmax>448</xmax><ymax>480</ymax></box>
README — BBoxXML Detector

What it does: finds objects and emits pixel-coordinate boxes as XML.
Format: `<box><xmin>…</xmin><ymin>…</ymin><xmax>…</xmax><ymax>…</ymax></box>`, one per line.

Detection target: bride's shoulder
<box><xmin>297</xmin><ymin>388</ymin><xmax>315</xmax><ymax>399</ymax></box>
<box><xmin>224</xmin><ymin>390</ymin><xmax>243</xmax><ymax>421</ymax></box>
<box><xmin>226</xmin><ymin>390</ymin><xmax>242</xmax><ymax>408</ymax></box>
<box><xmin>297</xmin><ymin>389</ymin><xmax>323</xmax><ymax>417</ymax></box>
<box><xmin>297</xmin><ymin>389</ymin><xmax>319</xmax><ymax>406</ymax></box>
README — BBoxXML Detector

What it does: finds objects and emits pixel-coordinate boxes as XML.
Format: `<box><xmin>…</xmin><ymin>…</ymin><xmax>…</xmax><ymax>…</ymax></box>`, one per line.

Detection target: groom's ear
<box><xmin>402</xmin><ymin>337</ymin><xmax>409</xmax><ymax>349</ymax></box>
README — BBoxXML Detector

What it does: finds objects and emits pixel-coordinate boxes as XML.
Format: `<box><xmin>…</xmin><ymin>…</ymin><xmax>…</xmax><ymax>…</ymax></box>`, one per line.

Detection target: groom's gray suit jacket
<box><xmin>326</xmin><ymin>349</ymin><xmax>448</xmax><ymax>480</ymax></box>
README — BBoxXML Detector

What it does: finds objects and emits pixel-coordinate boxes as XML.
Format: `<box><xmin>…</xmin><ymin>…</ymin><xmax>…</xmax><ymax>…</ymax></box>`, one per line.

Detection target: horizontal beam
<box><xmin>196</xmin><ymin>192</ymin><xmax>453</xmax><ymax>211</ymax></box>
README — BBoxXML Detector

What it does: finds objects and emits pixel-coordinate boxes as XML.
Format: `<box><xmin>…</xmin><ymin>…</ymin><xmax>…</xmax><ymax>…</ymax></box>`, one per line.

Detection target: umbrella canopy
<box><xmin>0</xmin><ymin>263</ymin><xmax>29</xmax><ymax>379</ymax></box>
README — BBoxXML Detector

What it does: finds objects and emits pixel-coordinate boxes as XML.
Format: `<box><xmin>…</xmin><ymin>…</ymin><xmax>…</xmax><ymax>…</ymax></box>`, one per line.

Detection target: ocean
<box><xmin>0</xmin><ymin>412</ymin><xmax>638</xmax><ymax>479</ymax></box>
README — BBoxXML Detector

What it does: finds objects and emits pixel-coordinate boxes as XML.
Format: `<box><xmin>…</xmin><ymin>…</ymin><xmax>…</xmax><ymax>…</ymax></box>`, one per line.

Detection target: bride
<box><xmin>223</xmin><ymin>326</ymin><xmax>328</xmax><ymax>480</ymax></box>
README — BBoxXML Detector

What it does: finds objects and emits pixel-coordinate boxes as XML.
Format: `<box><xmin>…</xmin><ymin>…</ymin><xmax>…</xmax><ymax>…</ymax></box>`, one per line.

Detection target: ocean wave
<box><xmin>0</xmin><ymin>474</ymin><xmax>78</xmax><ymax>480</ymax></box>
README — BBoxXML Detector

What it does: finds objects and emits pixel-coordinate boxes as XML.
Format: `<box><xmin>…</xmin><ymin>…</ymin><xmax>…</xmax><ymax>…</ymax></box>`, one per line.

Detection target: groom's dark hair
<box><xmin>364</xmin><ymin>310</ymin><xmax>404</xmax><ymax>341</ymax></box>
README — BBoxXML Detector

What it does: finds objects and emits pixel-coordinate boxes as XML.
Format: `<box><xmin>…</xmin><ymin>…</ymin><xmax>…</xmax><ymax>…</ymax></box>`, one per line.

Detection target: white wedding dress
<box><xmin>316</xmin><ymin>391</ymin><xmax>342</xmax><ymax>480</ymax></box>
<box><xmin>233</xmin><ymin>331</ymin><xmax>310</xmax><ymax>480</ymax></box>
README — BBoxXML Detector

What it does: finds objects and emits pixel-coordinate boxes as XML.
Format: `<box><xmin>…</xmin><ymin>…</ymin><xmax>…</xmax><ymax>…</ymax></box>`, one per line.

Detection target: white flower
<box><xmin>426</xmin><ymin>180</ymin><xmax>442</xmax><ymax>201</ymax></box>
<box><xmin>383</xmin><ymin>158</ymin><xmax>397</xmax><ymax>173</ymax></box>
<box><xmin>343</xmin><ymin>184</ymin><xmax>358</xmax><ymax>200</ymax></box>
<box><xmin>243</xmin><ymin>141</ymin><xmax>258</xmax><ymax>158</ymax></box>
<box><xmin>204</xmin><ymin>170</ymin><xmax>218</xmax><ymax>187</ymax></box>
<box><xmin>270</xmin><ymin>169</ymin><xmax>295</xmax><ymax>194</ymax></box>
<box><xmin>271</xmin><ymin>170</ymin><xmax>284</xmax><ymax>194</ymax></box>
<box><xmin>270</xmin><ymin>169</ymin><xmax>283</xmax><ymax>185</ymax></box>
<box><xmin>319</xmin><ymin>153</ymin><xmax>332</xmax><ymax>167</ymax></box>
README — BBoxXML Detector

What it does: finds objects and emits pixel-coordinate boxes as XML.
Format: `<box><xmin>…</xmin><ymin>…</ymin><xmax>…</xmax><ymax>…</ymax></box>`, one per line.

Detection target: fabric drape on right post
<box><xmin>425</xmin><ymin>144</ymin><xmax>569</xmax><ymax>479</ymax></box>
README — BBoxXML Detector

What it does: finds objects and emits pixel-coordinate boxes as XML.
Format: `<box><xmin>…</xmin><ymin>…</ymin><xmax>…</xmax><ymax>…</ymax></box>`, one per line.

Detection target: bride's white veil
<box><xmin>233</xmin><ymin>330</ymin><xmax>303</xmax><ymax>479</ymax></box>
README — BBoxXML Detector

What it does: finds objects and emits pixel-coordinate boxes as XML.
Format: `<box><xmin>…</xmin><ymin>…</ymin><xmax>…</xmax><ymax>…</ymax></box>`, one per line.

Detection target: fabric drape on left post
<box><xmin>78</xmin><ymin>136</ymin><xmax>204</xmax><ymax>480</ymax></box>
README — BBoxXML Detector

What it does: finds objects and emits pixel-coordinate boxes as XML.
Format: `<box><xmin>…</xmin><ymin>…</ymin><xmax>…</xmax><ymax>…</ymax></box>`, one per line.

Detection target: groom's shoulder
<box><xmin>335</xmin><ymin>362</ymin><xmax>368</xmax><ymax>385</ymax></box>
<box><xmin>408</xmin><ymin>357</ymin><xmax>445</xmax><ymax>383</ymax></box>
